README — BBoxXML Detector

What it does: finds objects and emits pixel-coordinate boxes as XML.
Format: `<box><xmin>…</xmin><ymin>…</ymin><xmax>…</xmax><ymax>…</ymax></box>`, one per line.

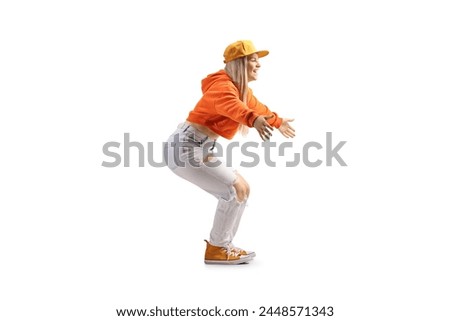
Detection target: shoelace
<box><xmin>224</xmin><ymin>245</ymin><xmax>240</xmax><ymax>259</ymax></box>
<box><xmin>230</xmin><ymin>244</ymin><xmax>245</xmax><ymax>254</ymax></box>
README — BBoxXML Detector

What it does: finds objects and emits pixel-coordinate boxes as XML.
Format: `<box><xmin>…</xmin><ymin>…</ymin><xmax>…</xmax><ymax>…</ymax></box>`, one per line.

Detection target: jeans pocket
<box><xmin>183</xmin><ymin>132</ymin><xmax>203</xmax><ymax>146</ymax></box>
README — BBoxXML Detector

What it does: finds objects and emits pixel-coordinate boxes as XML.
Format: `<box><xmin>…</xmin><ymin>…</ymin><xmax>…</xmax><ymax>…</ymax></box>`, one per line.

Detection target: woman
<box><xmin>164</xmin><ymin>40</ymin><xmax>295</xmax><ymax>265</ymax></box>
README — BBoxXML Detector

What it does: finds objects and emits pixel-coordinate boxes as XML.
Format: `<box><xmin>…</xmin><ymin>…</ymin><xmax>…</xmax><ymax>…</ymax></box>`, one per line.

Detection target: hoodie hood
<box><xmin>201</xmin><ymin>70</ymin><xmax>232</xmax><ymax>93</ymax></box>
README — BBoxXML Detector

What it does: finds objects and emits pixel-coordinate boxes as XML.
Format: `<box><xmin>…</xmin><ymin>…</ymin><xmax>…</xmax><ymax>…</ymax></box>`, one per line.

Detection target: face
<box><xmin>247</xmin><ymin>53</ymin><xmax>261</xmax><ymax>82</ymax></box>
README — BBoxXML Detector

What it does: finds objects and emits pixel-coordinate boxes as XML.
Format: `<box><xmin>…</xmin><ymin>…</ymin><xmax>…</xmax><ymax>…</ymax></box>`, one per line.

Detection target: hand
<box><xmin>253</xmin><ymin>115</ymin><xmax>274</xmax><ymax>141</ymax></box>
<box><xmin>278</xmin><ymin>118</ymin><xmax>295</xmax><ymax>138</ymax></box>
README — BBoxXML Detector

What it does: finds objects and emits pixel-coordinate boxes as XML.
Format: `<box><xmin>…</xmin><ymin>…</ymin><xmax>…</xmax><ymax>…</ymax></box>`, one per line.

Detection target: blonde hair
<box><xmin>224</xmin><ymin>56</ymin><xmax>249</xmax><ymax>136</ymax></box>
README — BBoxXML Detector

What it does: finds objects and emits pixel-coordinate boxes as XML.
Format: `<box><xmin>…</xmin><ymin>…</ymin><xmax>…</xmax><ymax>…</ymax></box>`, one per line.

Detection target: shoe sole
<box><xmin>205</xmin><ymin>255</ymin><xmax>253</xmax><ymax>265</ymax></box>
<box><xmin>247</xmin><ymin>252</ymin><xmax>256</xmax><ymax>258</ymax></box>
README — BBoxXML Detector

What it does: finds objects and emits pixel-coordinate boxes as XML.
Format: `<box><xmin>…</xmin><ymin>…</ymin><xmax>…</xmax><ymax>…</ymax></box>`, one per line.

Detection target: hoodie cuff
<box><xmin>247</xmin><ymin>112</ymin><xmax>259</xmax><ymax>128</ymax></box>
<box><xmin>271</xmin><ymin>115</ymin><xmax>282</xmax><ymax>128</ymax></box>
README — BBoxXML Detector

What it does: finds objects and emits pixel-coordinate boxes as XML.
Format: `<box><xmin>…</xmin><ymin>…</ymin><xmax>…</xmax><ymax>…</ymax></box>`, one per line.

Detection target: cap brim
<box><xmin>256</xmin><ymin>50</ymin><xmax>269</xmax><ymax>58</ymax></box>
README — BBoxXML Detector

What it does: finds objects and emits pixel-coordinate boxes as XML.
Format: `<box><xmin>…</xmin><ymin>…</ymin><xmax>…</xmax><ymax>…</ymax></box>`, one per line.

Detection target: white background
<box><xmin>1</xmin><ymin>1</ymin><xmax>449</xmax><ymax>320</ymax></box>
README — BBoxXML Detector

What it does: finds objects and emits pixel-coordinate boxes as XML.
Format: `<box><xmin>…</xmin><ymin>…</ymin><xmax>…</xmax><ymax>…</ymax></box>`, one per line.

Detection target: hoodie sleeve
<box><xmin>212</xmin><ymin>83</ymin><xmax>260</xmax><ymax>127</ymax></box>
<box><xmin>246</xmin><ymin>88</ymin><xmax>283</xmax><ymax>128</ymax></box>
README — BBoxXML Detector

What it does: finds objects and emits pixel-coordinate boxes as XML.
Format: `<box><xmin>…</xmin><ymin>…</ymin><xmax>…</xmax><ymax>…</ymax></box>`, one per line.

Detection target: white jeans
<box><xmin>164</xmin><ymin>122</ymin><xmax>247</xmax><ymax>247</ymax></box>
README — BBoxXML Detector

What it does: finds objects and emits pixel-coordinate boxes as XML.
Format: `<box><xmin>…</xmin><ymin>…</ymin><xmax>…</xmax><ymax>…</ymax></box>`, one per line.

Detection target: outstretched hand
<box><xmin>279</xmin><ymin>118</ymin><xmax>295</xmax><ymax>138</ymax></box>
<box><xmin>253</xmin><ymin>115</ymin><xmax>274</xmax><ymax>141</ymax></box>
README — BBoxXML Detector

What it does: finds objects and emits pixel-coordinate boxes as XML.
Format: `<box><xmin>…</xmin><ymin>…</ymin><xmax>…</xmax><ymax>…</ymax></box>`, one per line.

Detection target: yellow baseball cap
<box><xmin>223</xmin><ymin>40</ymin><xmax>269</xmax><ymax>63</ymax></box>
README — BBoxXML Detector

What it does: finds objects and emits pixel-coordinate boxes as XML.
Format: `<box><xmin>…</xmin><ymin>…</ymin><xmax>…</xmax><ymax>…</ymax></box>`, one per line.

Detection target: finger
<box><xmin>287</xmin><ymin>128</ymin><xmax>295</xmax><ymax>136</ymax></box>
<box><xmin>264</xmin><ymin>114</ymin><xmax>274</xmax><ymax>120</ymax></box>
<box><xmin>262</xmin><ymin>124</ymin><xmax>273</xmax><ymax>136</ymax></box>
<box><xmin>262</xmin><ymin>127</ymin><xmax>272</xmax><ymax>140</ymax></box>
<box><xmin>261</xmin><ymin>123</ymin><xmax>273</xmax><ymax>132</ymax></box>
<box><xmin>286</xmin><ymin>129</ymin><xmax>295</xmax><ymax>137</ymax></box>
<box><xmin>262</xmin><ymin>126</ymin><xmax>272</xmax><ymax>136</ymax></box>
<box><xmin>263</xmin><ymin>121</ymin><xmax>274</xmax><ymax>131</ymax></box>
<box><xmin>258</xmin><ymin>128</ymin><xmax>265</xmax><ymax>139</ymax></box>
<box><xmin>281</xmin><ymin>129</ymin><xmax>295</xmax><ymax>138</ymax></box>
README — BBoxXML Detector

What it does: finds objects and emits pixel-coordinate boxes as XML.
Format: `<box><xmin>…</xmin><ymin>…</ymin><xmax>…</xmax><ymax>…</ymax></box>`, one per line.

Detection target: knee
<box><xmin>243</xmin><ymin>180</ymin><xmax>250</xmax><ymax>198</ymax></box>
<box><xmin>233</xmin><ymin>174</ymin><xmax>250</xmax><ymax>202</ymax></box>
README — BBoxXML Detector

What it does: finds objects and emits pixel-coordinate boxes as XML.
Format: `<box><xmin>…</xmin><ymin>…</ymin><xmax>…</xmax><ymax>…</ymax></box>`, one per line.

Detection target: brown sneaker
<box><xmin>204</xmin><ymin>240</ymin><xmax>253</xmax><ymax>265</ymax></box>
<box><xmin>230</xmin><ymin>245</ymin><xmax>256</xmax><ymax>258</ymax></box>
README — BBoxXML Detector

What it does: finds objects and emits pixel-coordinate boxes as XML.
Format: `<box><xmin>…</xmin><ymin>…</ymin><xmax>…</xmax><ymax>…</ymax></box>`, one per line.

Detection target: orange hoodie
<box><xmin>186</xmin><ymin>70</ymin><xmax>282</xmax><ymax>139</ymax></box>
